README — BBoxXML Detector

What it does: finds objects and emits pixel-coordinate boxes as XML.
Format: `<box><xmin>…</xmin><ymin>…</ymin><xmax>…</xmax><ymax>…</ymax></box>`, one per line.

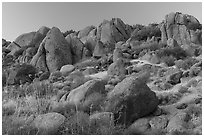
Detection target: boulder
<box><xmin>49</xmin><ymin>71</ymin><xmax>62</xmax><ymax>82</ymax></box>
<box><xmin>127</xmin><ymin>118</ymin><xmax>150</xmax><ymax>134</ymax></box>
<box><xmin>33</xmin><ymin>112</ymin><xmax>65</xmax><ymax>134</ymax></box>
<box><xmin>166</xmin><ymin>111</ymin><xmax>187</xmax><ymax>134</ymax></box>
<box><xmin>84</xmin><ymin>36</ymin><xmax>97</xmax><ymax>53</ymax></box>
<box><xmin>37</xmin><ymin>26</ymin><xmax>50</xmax><ymax>36</ymax></box>
<box><xmin>45</xmin><ymin>27</ymin><xmax>72</xmax><ymax>72</ymax></box>
<box><xmin>83</xmin><ymin>67</ymin><xmax>98</xmax><ymax>75</ymax></box>
<box><xmin>31</xmin><ymin>27</ymin><xmax>72</xmax><ymax>72</ymax></box>
<box><xmin>149</xmin><ymin>115</ymin><xmax>168</xmax><ymax>130</ymax></box>
<box><xmin>93</xmin><ymin>40</ymin><xmax>105</xmax><ymax>58</ymax></box>
<box><xmin>30</xmin><ymin>39</ymin><xmax>48</xmax><ymax>72</ymax></box>
<box><xmin>65</xmin><ymin>35</ymin><xmax>84</xmax><ymax>64</ymax></box>
<box><xmin>63</xmin><ymin>79</ymin><xmax>106</xmax><ymax>112</ymax></box>
<box><xmin>97</xmin><ymin>18</ymin><xmax>132</xmax><ymax>46</ymax></box>
<box><xmin>63</xmin><ymin>70</ymin><xmax>87</xmax><ymax>90</ymax></box>
<box><xmin>105</xmin><ymin>73</ymin><xmax>159</xmax><ymax>125</ymax></box>
<box><xmin>107</xmin><ymin>58</ymin><xmax>126</xmax><ymax>78</ymax></box>
<box><xmin>166</xmin><ymin>70</ymin><xmax>183</xmax><ymax>85</ymax></box>
<box><xmin>78</xmin><ymin>25</ymin><xmax>96</xmax><ymax>39</ymax></box>
<box><xmin>13</xmin><ymin>31</ymin><xmax>36</xmax><ymax>47</ymax></box>
<box><xmin>39</xmin><ymin>71</ymin><xmax>50</xmax><ymax>81</ymax></box>
<box><xmin>6</xmin><ymin>42</ymin><xmax>21</xmax><ymax>56</ymax></box>
<box><xmin>160</xmin><ymin>12</ymin><xmax>201</xmax><ymax>45</ymax></box>
<box><xmin>167</xmin><ymin>38</ymin><xmax>179</xmax><ymax>48</ymax></box>
<box><xmin>60</xmin><ymin>64</ymin><xmax>75</xmax><ymax>76</ymax></box>
<box><xmin>113</xmin><ymin>47</ymin><xmax>123</xmax><ymax>62</ymax></box>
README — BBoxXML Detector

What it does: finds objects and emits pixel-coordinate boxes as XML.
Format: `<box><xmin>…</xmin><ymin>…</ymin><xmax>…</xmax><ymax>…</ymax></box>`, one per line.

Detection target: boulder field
<box><xmin>2</xmin><ymin>12</ymin><xmax>202</xmax><ymax>135</ymax></box>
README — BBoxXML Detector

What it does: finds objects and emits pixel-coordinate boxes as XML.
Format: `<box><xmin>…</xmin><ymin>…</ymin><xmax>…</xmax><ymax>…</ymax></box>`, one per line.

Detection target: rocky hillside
<box><xmin>2</xmin><ymin>12</ymin><xmax>202</xmax><ymax>135</ymax></box>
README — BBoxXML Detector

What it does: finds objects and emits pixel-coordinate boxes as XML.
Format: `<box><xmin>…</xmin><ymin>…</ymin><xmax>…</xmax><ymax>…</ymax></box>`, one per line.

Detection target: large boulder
<box><xmin>160</xmin><ymin>12</ymin><xmax>201</xmax><ymax>45</ymax></box>
<box><xmin>37</xmin><ymin>26</ymin><xmax>50</xmax><ymax>36</ymax></box>
<box><xmin>78</xmin><ymin>25</ymin><xmax>96</xmax><ymax>39</ymax></box>
<box><xmin>31</xmin><ymin>27</ymin><xmax>72</xmax><ymax>73</ymax></box>
<box><xmin>6</xmin><ymin>27</ymin><xmax>48</xmax><ymax>57</ymax></box>
<box><xmin>30</xmin><ymin>39</ymin><xmax>49</xmax><ymax>72</ymax></box>
<box><xmin>12</xmin><ymin>31</ymin><xmax>36</xmax><ymax>47</ymax></box>
<box><xmin>78</xmin><ymin>26</ymin><xmax>97</xmax><ymax>54</ymax></box>
<box><xmin>97</xmin><ymin>18</ymin><xmax>132</xmax><ymax>48</ymax></box>
<box><xmin>65</xmin><ymin>35</ymin><xmax>84</xmax><ymax>64</ymax></box>
<box><xmin>60</xmin><ymin>64</ymin><xmax>75</xmax><ymax>76</ymax></box>
<box><xmin>113</xmin><ymin>47</ymin><xmax>123</xmax><ymax>63</ymax></box>
<box><xmin>62</xmin><ymin>79</ymin><xmax>106</xmax><ymax>113</ymax></box>
<box><xmin>107</xmin><ymin>58</ymin><xmax>126</xmax><ymax>78</ymax></box>
<box><xmin>97</xmin><ymin>18</ymin><xmax>132</xmax><ymax>52</ymax></box>
<box><xmin>105</xmin><ymin>73</ymin><xmax>159</xmax><ymax>125</ymax></box>
<box><xmin>33</xmin><ymin>112</ymin><xmax>65</xmax><ymax>134</ymax></box>
<box><xmin>92</xmin><ymin>40</ymin><xmax>105</xmax><ymax>58</ymax></box>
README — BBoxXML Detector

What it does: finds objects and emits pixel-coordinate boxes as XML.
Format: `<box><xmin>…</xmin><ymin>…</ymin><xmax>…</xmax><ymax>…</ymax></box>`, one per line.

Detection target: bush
<box><xmin>131</xmin><ymin>23</ymin><xmax>161</xmax><ymax>41</ymax></box>
<box><xmin>14</xmin><ymin>63</ymin><xmax>37</xmax><ymax>84</ymax></box>
<box><xmin>156</xmin><ymin>47</ymin><xmax>187</xmax><ymax>60</ymax></box>
<box><xmin>132</xmin><ymin>42</ymin><xmax>163</xmax><ymax>56</ymax></box>
<box><xmin>2</xmin><ymin>116</ymin><xmax>38</xmax><ymax>135</ymax></box>
<box><xmin>160</xmin><ymin>56</ymin><xmax>175</xmax><ymax>66</ymax></box>
<box><xmin>175</xmin><ymin>57</ymin><xmax>199</xmax><ymax>70</ymax></box>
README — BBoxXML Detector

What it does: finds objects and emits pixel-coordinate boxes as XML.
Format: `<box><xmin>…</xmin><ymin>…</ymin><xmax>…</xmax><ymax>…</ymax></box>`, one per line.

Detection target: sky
<box><xmin>2</xmin><ymin>2</ymin><xmax>202</xmax><ymax>41</ymax></box>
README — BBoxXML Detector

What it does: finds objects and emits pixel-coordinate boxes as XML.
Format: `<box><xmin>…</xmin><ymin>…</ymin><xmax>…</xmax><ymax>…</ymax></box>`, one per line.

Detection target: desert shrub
<box><xmin>194</xmin><ymin>47</ymin><xmax>202</xmax><ymax>56</ymax></box>
<box><xmin>160</xmin><ymin>55</ymin><xmax>175</xmax><ymax>66</ymax></box>
<box><xmin>59</xmin><ymin>111</ymin><xmax>90</xmax><ymax>135</ymax></box>
<box><xmin>175</xmin><ymin>57</ymin><xmax>198</xmax><ymax>70</ymax></box>
<box><xmin>132</xmin><ymin>24</ymin><xmax>145</xmax><ymax>32</ymax></box>
<box><xmin>58</xmin><ymin>111</ymin><xmax>126</xmax><ymax>135</ymax></box>
<box><xmin>25</xmin><ymin>81</ymin><xmax>54</xmax><ymax>97</ymax></box>
<box><xmin>131</xmin><ymin>23</ymin><xmax>161</xmax><ymax>41</ymax></box>
<box><xmin>157</xmin><ymin>92</ymin><xmax>183</xmax><ymax>105</ymax></box>
<box><xmin>133</xmin><ymin>42</ymin><xmax>162</xmax><ymax>56</ymax></box>
<box><xmin>156</xmin><ymin>47</ymin><xmax>187</xmax><ymax>60</ymax></box>
<box><xmin>63</xmin><ymin>29</ymin><xmax>76</xmax><ymax>37</ymax></box>
<box><xmin>2</xmin><ymin>54</ymin><xmax>15</xmax><ymax>68</ymax></box>
<box><xmin>15</xmin><ymin>63</ymin><xmax>37</xmax><ymax>84</ymax></box>
<box><xmin>2</xmin><ymin>116</ymin><xmax>38</xmax><ymax>135</ymax></box>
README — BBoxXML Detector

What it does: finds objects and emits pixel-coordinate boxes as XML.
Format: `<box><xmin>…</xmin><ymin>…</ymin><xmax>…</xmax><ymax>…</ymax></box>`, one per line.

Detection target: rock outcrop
<box><xmin>31</xmin><ymin>27</ymin><xmax>72</xmax><ymax>72</ymax></box>
<box><xmin>97</xmin><ymin>18</ymin><xmax>133</xmax><ymax>49</ymax></box>
<box><xmin>105</xmin><ymin>73</ymin><xmax>159</xmax><ymax>125</ymax></box>
<box><xmin>160</xmin><ymin>12</ymin><xmax>201</xmax><ymax>46</ymax></box>
<box><xmin>65</xmin><ymin>35</ymin><xmax>84</xmax><ymax>64</ymax></box>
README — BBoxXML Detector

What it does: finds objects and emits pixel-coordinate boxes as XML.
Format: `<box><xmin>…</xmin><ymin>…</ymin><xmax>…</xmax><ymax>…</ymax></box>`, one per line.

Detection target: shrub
<box><xmin>2</xmin><ymin>116</ymin><xmax>38</xmax><ymax>135</ymax></box>
<box><xmin>131</xmin><ymin>24</ymin><xmax>161</xmax><ymax>41</ymax></box>
<box><xmin>132</xmin><ymin>41</ymin><xmax>163</xmax><ymax>56</ymax></box>
<box><xmin>157</xmin><ymin>47</ymin><xmax>187</xmax><ymax>60</ymax></box>
<box><xmin>14</xmin><ymin>63</ymin><xmax>37</xmax><ymax>84</ymax></box>
<box><xmin>25</xmin><ymin>81</ymin><xmax>54</xmax><ymax>97</ymax></box>
<box><xmin>160</xmin><ymin>56</ymin><xmax>175</xmax><ymax>66</ymax></box>
<box><xmin>175</xmin><ymin>57</ymin><xmax>199</xmax><ymax>70</ymax></box>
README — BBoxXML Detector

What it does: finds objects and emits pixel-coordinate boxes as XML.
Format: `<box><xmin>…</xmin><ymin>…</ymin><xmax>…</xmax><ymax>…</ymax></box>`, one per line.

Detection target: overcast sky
<box><xmin>2</xmin><ymin>2</ymin><xmax>202</xmax><ymax>41</ymax></box>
